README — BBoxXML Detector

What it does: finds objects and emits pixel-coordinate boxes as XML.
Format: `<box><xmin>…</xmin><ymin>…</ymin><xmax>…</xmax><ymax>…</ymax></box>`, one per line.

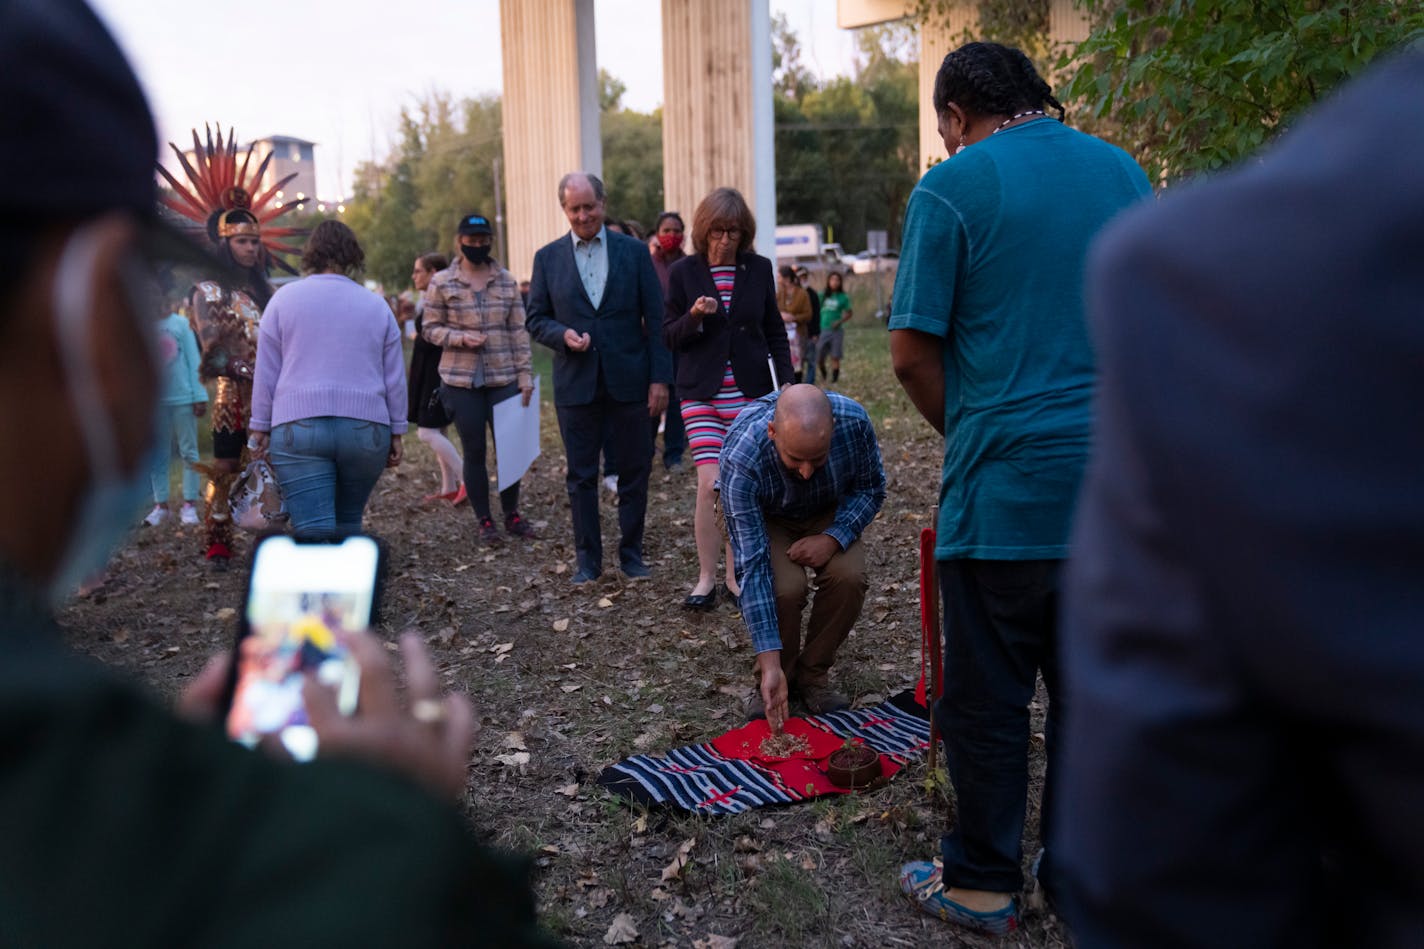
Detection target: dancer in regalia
<box><xmin>158</xmin><ymin>126</ymin><xmax>303</xmax><ymax>567</ymax></box>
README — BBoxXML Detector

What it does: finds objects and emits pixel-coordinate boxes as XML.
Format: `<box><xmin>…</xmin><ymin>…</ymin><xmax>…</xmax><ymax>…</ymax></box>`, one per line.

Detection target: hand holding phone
<box><xmin>216</xmin><ymin>535</ymin><xmax>476</xmax><ymax>798</ymax></box>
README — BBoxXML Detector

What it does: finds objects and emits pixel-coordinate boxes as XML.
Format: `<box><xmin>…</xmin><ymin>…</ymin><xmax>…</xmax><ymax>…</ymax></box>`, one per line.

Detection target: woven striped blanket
<box><xmin>596</xmin><ymin>692</ymin><xmax>931</xmax><ymax>815</ymax></box>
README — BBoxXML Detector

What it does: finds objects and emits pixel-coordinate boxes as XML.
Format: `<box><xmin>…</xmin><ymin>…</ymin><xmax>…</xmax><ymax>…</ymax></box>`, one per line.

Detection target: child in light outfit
<box><xmin>144</xmin><ymin>308</ymin><xmax>207</xmax><ymax>526</ymax></box>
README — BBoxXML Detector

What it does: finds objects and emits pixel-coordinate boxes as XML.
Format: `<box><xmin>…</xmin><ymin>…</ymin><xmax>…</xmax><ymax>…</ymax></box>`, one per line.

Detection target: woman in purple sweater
<box><xmin>249</xmin><ymin>221</ymin><xmax>408</xmax><ymax>538</ymax></box>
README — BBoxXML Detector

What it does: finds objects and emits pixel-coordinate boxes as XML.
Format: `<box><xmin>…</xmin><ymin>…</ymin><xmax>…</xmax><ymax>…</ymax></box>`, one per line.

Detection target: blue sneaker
<box><xmin>899</xmin><ymin>860</ymin><xmax>1018</xmax><ymax>935</ymax></box>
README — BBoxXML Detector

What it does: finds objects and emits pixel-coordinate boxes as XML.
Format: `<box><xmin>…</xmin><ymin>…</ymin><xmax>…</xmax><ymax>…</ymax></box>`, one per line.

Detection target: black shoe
<box><xmin>504</xmin><ymin>512</ymin><xmax>535</xmax><ymax>538</ymax></box>
<box><xmin>479</xmin><ymin>517</ymin><xmax>504</xmax><ymax>546</ymax></box>
<box><xmin>718</xmin><ymin>583</ymin><xmax>741</xmax><ymax>610</ymax></box>
<box><xmin>571</xmin><ymin>566</ymin><xmax>601</xmax><ymax>585</ymax></box>
<box><xmin>683</xmin><ymin>588</ymin><xmax>717</xmax><ymax>611</ymax></box>
<box><xmin>621</xmin><ymin>559</ymin><xmax>651</xmax><ymax>580</ymax></box>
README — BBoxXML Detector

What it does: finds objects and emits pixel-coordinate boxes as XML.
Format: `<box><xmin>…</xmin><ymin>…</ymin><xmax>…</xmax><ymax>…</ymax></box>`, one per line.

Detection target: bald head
<box><xmin>769</xmin><ymin>385</ymin><xmax>833</xmax><ymax>480</ymax></box>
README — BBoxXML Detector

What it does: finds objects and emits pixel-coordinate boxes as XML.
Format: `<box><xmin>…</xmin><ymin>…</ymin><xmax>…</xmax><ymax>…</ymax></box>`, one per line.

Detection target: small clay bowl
<box><xmin>825</xmin><ymin>745</ymin><xmax>881</xmax><ymax>789</ymax></box>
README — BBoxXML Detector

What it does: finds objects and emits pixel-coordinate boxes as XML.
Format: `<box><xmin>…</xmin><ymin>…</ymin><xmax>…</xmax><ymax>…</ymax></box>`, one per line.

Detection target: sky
<box><xmin>89</xmin><ymin>0</ymin><xmax>865</xmax><ymax>201</ymax></box>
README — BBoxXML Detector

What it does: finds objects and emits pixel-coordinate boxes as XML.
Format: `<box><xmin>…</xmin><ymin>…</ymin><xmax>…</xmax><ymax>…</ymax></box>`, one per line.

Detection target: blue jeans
<box><xmin>936</xmin><ymin>558</ymin><xmax>1062</xmax><ymax>897</ymax></box>
<box><xmin>149</xmin><ymin>403</ymin><xmax>201</xmax><ymax>502</ymax></box>
<box><xmin>269</xmin><ymin>417</ymin><xmax>390</xmax><ymax>539</ymax></box>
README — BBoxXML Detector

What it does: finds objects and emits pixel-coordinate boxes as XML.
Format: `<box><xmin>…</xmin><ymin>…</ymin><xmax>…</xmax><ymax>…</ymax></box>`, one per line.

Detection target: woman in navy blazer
<box><xmin>663</xmin><ymin>187</ymin><xmax>794</xmax><ymax>611</ymax></box>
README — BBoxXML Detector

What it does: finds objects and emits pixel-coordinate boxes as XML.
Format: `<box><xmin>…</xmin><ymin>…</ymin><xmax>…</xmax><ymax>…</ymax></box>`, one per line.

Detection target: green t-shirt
<box><xmin>820</xmin><ymin>291</ymin><xmax>851</xmax><ymax>333</ymax></box>
<box><xmin>889</xmin><ymin>119</ymin><xmax>1151</xmax><ymax>560</ymax></box>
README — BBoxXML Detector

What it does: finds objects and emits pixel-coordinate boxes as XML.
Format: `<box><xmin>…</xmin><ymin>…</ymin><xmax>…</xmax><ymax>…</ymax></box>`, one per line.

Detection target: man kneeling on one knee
<box><xmin>718</xmin><ymin>384</ymin><xmax>886</xmax><ymax>728</ymax></box>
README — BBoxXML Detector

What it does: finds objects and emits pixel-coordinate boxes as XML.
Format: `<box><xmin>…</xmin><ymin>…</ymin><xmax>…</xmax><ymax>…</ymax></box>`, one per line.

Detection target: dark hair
<box><xmin>557</xmin><ymin>172</ymin><xmax>606</xmax><ymax>206</ymax></box>
<box><xmin>826</xmin><ymin>271</ymin><xmax>844</xmax><ymax>292</ymax></box>
<box><xmin>605</xmin><ymin>218</ymin><xmax>627</xmax><ymax>236</ymax></box>
<box><xmin>778</xmin><ymin>264</ymin><xmax>797</xmax><ymax>281</ymax></box>
<box><xmin>301</xmin><ymin>220</ymin><xmax>365</xmax><ymax>276</ymax></box>
<box><xmin>655</xmin><ymin>211</ymin><xmax>685</xmax><ymax>232</ymax></box>
<box><xmin>417</xmin><ymin>252</ymin><xmax>448</xmax><ymax>273</ymax></box>
<box><xmin>932</xmin><ymin>42</ymin><xmax>1064</xmax><ymax>121</ymax></box>
<box><xmin>213</xmin><ymin>210</ymin><xmax>274</xmax><ymax>307</ymax></box>
<box><xmin>690</xmin><ymin>187</ymin><xmax>756</xmax><ymax>256</ymax></box>
<box><xmin>622</xmin><ymin>219</ymin><xmax>645</xmax><ymax>240</ymax></box>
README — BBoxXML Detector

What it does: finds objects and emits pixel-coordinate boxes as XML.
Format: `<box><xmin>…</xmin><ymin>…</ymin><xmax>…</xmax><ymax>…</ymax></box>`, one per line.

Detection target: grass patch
<box><xmin>747</xmin><ymin>856</ymin><xmax>832</xmax><ymax>944</ymax></box>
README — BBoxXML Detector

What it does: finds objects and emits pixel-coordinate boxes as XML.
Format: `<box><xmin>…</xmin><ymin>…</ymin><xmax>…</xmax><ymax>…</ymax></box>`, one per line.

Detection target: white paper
<box><xmin>492</xmin><ymin>377</ymin><xmax>541</xmax><ymax>491</ymax></box>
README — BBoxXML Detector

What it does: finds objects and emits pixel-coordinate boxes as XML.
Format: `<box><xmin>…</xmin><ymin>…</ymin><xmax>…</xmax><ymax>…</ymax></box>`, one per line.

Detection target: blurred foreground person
<box><xmin>0</xmin><ymin>2</ymin><xmax>550</xmax><ymax>944</ymax></box>
<box><xmin>890</xmin><ymin>41</ymin><xmax>1151</xmax><ymax>935</ymax></box>
<box><xmin>1060</xmin><ymin>50</ymin><xmax>1424</xmax><ymax>948</ymax></box>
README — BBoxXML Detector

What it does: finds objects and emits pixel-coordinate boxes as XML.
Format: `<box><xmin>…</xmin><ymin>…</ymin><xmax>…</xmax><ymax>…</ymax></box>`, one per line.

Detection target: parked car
<box><xmin>850</xmin><ymin>249</ymin><xmax>899</xmax><ymax>276</ymax></box>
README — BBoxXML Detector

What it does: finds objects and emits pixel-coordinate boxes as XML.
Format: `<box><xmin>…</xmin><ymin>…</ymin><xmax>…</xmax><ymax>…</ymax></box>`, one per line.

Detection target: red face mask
<box><xmin>658</xmin><ymin>232</ymin><xmax>682</xmax><ymax>252</ymax></box>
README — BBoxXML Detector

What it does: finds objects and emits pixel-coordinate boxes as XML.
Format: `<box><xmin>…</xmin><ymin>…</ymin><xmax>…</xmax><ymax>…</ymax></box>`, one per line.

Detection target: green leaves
<box><xmin>1059</xmin><ymin>0</ymin><xmax>1424</xmax><ymax>183</ymax></box>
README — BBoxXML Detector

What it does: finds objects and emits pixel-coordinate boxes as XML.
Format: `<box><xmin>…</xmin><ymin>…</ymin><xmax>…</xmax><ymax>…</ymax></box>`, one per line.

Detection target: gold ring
<box><xmin>411</xmin><ymin>698</ymin><xmax>447</xmax><ymax>725</ymax></box>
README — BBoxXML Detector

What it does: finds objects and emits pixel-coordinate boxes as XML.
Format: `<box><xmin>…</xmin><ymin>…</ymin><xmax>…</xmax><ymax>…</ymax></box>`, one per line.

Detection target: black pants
<box><xmin>441</xmin><ymin>382</ymin><xmax>520</xmax><ymax>521</ymax></box>
<box><xmin>556</xmin><ymin>396</ymin><xmax>651</xmax><ymax>573</ymax></box>
<box><xmin>936</xmin><ymin>558</ymin><xmax>1062</xmax><ymax>897</ymax></box>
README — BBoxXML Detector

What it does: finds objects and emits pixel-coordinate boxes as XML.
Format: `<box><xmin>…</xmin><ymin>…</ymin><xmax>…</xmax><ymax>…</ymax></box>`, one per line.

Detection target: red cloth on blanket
<box><xmin>709</xmin><ymin>718</ymin><xmax>902</xmax><ymax>799</ymax></box>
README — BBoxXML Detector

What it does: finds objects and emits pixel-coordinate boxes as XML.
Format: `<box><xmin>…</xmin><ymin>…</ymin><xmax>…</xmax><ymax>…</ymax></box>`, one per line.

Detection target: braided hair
<box><xmin>932</xmin><ymin>42</ymin><xmax>1064</xmax><ymax>121</ymax></box>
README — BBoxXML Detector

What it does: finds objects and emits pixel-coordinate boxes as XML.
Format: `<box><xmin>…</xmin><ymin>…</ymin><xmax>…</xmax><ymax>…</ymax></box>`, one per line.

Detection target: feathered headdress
<box><xmin>157</xmin><ymin>124</ymin><xmax>305</xmax><ymax>274</ymax></box>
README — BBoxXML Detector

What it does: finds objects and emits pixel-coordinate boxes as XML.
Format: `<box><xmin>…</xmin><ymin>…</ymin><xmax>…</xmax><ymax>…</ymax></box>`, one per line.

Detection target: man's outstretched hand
<box><xmin>756</xmin><ymin>651</ymin><xmax>789</xmax><ymax>734</ymax></box>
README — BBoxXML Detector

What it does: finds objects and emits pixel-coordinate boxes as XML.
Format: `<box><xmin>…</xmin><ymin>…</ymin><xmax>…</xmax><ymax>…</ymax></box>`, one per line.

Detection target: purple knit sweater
<box><xmin>249</xmin><ymin>274</ymin><xmax>409</xmax><ymax>434</ymax></box>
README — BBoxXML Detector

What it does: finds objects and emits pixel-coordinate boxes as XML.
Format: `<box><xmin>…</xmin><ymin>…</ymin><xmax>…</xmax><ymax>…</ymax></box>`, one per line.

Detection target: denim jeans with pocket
<box><xmin>269</xmin><ymin>416</ymin><xmax>390</xmax><ymax>539</ymax></box>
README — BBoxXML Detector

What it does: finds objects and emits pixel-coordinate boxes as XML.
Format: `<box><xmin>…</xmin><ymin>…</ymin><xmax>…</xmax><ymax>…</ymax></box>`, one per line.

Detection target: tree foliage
<box><xmin>774</xmin><ymin>23</ymin><xmax>920</xmax><ymax>251</ymax></box>
<box><xmin>1064</xmin><ymin>0</ymin><xmax>1424</xmax><ymax>182</ymax></box>
<box><xmin>343</xmin><ymin>93</ymin><xmax>503</xmax><ymax>289</ymax></box>
<box><xmin>598</xmin><ymin>69</ymin><xmax>665</xmax><ymax>233</ymax></box>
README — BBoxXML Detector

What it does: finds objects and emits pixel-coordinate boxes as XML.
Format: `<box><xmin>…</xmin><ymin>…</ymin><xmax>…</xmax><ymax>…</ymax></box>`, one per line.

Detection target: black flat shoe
<box><xmin>718</xmin><ymin>584</ymin><xmax>741</xmax><ymax>610</ymax></box>
<box><xmin>683</xmin><ymin>589</ymin><xmax>717</xmax><ymax>612</ymax></box>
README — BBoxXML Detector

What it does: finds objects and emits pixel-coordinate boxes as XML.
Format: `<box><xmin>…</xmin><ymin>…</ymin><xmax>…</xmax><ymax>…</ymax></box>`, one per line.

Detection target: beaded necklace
<box><xmin>992</xmin><ymin>109</ymin><xmax>1046</xmax><ymax>134</ymax></box>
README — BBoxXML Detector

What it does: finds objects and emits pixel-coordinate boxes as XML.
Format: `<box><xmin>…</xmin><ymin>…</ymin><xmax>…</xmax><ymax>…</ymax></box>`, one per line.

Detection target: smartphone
<box><xmin>223</xmin><ymin>534</ymin><xmax>383</xmax><ymax>762</ymax></box>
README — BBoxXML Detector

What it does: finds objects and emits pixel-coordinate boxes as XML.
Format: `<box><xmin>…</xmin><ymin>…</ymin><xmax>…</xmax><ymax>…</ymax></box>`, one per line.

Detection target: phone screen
<box><xmin>225</xmin><ymin>535</ymin><xmax>381</xmax><ymax>762</ymax></box>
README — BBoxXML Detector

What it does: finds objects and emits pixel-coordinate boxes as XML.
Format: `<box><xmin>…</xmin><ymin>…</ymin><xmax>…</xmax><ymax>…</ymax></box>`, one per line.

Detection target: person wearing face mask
<box><xmin>0</xmin><ymin>2</ymin><xmax>551</xmax><ymax>944</ymax></box>
<box><xmin>888</xmin><ymin>42</ymin><xmax>1151</xmax><ymax>934</ymax></box>
<box><xmin>421</xmin><ymin>213</ymin><xmax>535</xmax><ymax>546</ymax></box>
<box><xmin>647</xmin><ymin>210</ymin><xmax>688</xmax><ymax>471</ymax></box>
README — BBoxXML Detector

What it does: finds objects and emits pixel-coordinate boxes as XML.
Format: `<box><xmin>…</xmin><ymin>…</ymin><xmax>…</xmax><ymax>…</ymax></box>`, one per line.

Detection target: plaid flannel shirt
<box><xmin>718</xmin><ymin>392</ymin><xmax>886</xmax><ymax>654</ymax></box>
<box><xmin>421</xmin><ymin>261</ymin><xmax>532</xmax><ymax>390</ymax></box>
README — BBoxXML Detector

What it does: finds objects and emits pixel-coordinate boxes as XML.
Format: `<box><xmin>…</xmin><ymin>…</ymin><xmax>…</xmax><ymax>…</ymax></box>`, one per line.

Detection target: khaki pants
<box><xmin>762</xmin><ymin>508</ymin><xmax>868</xmax><ymax>689</ymax></box>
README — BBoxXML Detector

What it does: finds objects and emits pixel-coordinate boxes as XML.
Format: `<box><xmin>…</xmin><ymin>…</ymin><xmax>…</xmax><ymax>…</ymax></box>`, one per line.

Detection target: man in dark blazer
<box><xmin>1058</xmin><ymin>51</ymin><xmax>1424</xmax><ymax>947</ymax></box>
<box><xmin>526</xmin><ymin>172</ymin><xmax>672</xmax><ymax>583</ymax></box>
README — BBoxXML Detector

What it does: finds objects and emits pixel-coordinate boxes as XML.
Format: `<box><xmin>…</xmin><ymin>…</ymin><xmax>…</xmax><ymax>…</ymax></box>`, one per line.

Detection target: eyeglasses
<box><xmin>708</xmin><ymin>227</ymin><xmax>742</xmax><ymax>241</ymax></box>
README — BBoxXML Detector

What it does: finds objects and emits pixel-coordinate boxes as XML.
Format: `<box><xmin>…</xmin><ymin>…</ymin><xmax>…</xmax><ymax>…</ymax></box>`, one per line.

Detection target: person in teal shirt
<box><xmin>814</xmin><ymin>270</ymin><xmax>852</xmax><ymax>383</ymax></box>
<box><xmin>889</xmin><ymin>42</ymin><xmax>1152</xmax><ymax>936</ymax></box>
<box><xmin>144</xmin><ymin>307</ymin><xmax>207</xmax><ymax>527</ymax></box>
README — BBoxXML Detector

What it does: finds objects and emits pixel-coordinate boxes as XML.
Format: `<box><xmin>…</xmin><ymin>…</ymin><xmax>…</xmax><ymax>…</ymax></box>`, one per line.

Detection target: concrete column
<box><xmin>500</xmin><ymin>0</ymin><xmax>600</xmax><ymax>280</ymax></box>
<box><xmin>661</xmin><ymin>0</ymin><xmax>776</xmax><ymax>262</ymax></box>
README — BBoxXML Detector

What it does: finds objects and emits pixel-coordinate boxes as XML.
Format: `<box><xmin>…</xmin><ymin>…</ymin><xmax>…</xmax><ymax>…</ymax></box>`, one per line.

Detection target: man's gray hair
<box><xmin>558</xmin><ymin>172</ymin><xmax>606</xmax><ymax>207</ymax></box>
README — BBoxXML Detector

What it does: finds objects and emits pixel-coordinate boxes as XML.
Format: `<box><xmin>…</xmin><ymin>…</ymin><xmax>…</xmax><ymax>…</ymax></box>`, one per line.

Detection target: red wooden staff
<box><xmin>917</xmin><ymin>527</ymin><xmax>942</xmax><ymax>772</ymax></box>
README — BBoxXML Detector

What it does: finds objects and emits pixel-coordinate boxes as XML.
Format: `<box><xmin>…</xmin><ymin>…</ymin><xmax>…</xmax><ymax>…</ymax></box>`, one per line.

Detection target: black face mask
<box><xmin>461</xmin><ymin>244</ymin><xmax>491</xmax><ymax>265</ymax></box>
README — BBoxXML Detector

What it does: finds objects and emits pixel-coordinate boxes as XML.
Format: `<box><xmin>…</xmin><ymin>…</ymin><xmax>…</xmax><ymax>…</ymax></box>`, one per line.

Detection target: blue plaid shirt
<box><xmin>718</xmin><ymin>392</ymin><xmax>886</xmax><ymax>654</ymax></box>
